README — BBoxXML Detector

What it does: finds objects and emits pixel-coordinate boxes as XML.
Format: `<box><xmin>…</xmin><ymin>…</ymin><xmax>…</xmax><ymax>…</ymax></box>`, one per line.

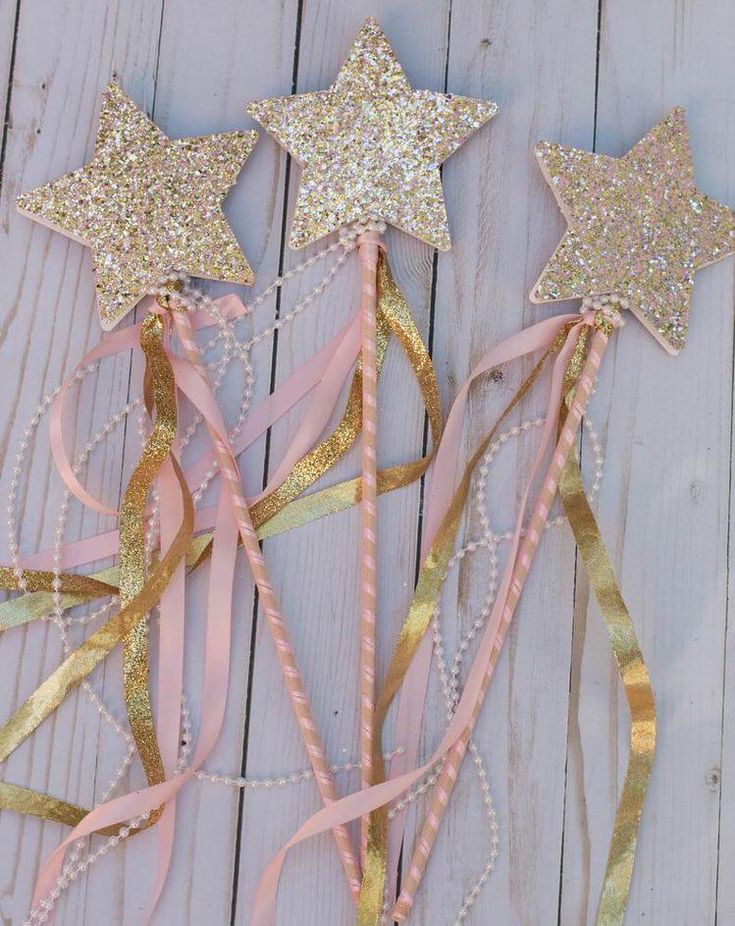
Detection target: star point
<box><xmin>248</xmin><ymin>18</ymin><xmax>497</xmax><ymax>251</ymax></box>
<box><xmin>18</xmin><ymin>83</ymin><xmax>257</xmax><ymax>329</ymax></box>
<box><xmin>531</xmin><ymin>108</ymin><xmax>735</xmax><ymax>353</ymax></box>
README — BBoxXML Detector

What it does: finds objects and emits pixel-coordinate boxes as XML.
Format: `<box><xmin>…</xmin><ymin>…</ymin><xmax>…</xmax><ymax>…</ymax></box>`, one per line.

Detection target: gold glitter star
<box><xmin>531</xmin><ymin>107</ymin><xmax>735</xmax><ymax>353</ymax></box>
<box><xmin>247</xmin><ymin>18</ymin><xmax>497</xmax><ymax>251</ymax></box>
<box><xmin>18</xmin><ymin>83</ymin><xmax>257</xmax><ymax>329</ymax></box>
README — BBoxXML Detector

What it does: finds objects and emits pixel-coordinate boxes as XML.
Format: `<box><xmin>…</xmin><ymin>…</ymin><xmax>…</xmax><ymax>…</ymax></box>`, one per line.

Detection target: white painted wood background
<box><xmin>0</xmin><ymin>1</ymin><xmax>733</xmax><ymax>923</ymax></box>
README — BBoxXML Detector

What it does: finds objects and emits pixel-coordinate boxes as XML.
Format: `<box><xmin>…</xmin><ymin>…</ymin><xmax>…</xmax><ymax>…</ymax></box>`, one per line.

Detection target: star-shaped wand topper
<box><xmin>18</xmin><ymin>83</ymin><xmax>257</xmax><ymax>330</ymax></box>
<box><xmin>248</xmin><ymin>17</ymin><xmax>497</xmax><ymax>251</ymax></box>
<box><xmin>531</xmin><ymin>107</ymin><xmax>735</xmax><ymax>354</ymax></box>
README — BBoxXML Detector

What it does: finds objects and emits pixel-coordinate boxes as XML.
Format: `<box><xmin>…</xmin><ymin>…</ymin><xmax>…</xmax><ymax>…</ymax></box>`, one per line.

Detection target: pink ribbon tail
<box><xmin>386</xmin><ymin>311</ymin><xmax>579</xmax><ymax>881</ymax></box>
<box><xmin>251</xmin><ymin>315</ymin><xmax>586</xmax><ymax>925</ymax></box>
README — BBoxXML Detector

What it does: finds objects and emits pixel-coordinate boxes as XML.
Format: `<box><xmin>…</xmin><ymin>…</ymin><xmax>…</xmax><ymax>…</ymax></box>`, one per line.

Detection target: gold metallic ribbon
<box><xmin>0</xmin><ymin>457</ymin><xmax>192</xmax><ymax>827</ymax></box>
<box><xmin>0</xmin><ymin>568</ymin><xmax>115</xmax><ymax>598</ymax></box>
<box><xmin>0</xmin><ymin>312</ymin><xmax>193</xmax><ymax>833</ymax></box>
<box><xmin>358</xmin><ymin>345</ymin><xmax>560</xmax><ymax>925</ymax></box>
<box><xmin>121</xmin><ymin>313</ymin><xmax>178</xmax><ymax>794</ymax></box>
<box><xmin>558</xmin><ymin>391</ymin><xmax>656</xmax><ymax>926</ymax></box>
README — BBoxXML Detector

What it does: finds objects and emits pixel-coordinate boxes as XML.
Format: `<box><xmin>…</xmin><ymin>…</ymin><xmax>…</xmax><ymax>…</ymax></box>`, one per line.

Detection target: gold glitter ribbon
<box><xmin>357</xmin><ymin>346</ymin><xmax>558</xmax><ymax>926</ymax></box>
<box><xmin>558</xmin><ymin>389</ymin><xmax>656</xmax><ymax>926</ymax></box>
<box><xmin>120</xmin><ymin>312</ymin><xmax>181</xmax><ymax>800</ymax></box>
<box><xmin>0</xmin><ymin>567</ymin><xmax>115</xmax><ymax>599</ymax></box>
<box><xmin>0</xmin><ymin>312</ymin><xmax>193</xmax><ymax>834</ymax></box>
<box><xmin>228</xmin><ymin>250</ymin><xmax>442</xmax><ymax>543</ymax></box>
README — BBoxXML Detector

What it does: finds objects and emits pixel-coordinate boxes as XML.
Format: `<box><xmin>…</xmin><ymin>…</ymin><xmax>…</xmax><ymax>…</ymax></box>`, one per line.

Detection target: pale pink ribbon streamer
<box><xmin>170</xmin><ymin>310</ymin><xmax>362</xmax><ymax>898</ymax></box>
<box><xmin>32</xmin><ymin>485</ymin><xmax>240</xmax><ymax>915</ymax></box>
<box><xmin>30</xmin><ymin>303</ymin><xmax>367</xmax><ymax>914</ymax></box>
<box><xmin>248</xmin><ymin>314</ymin><xmax>591</xmax><ymax>925</ymax></box>
<box><xmin>24</xmin><ymin>310</ymin><xmax>361</xmax><ymax>572</ymax></box>
<box><xmin>385</xmin><ymin>311</ymin><xmax>580</xmax><ymax>888</ymax></box>
<box><xmin>392</xmin><ymin>320</ymin><xmax>612</xmax><ymax>918</ymax></box>
<box><xmin>48</xmin><ymin>296</ymin><xmax>248</xmax><ymax>518</ymax></box>
<box><xmin>258</xmin><ymin>309</ymin><xmax>362</xmax><ymax>501</ymax></box>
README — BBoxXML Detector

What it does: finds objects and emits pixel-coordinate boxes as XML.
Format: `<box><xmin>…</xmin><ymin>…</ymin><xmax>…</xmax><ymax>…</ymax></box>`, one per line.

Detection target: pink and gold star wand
<box><xmin>249</xmin><ymin>16</ymin><xmax>496</xmax><ymax>887</ymax></box>
<box><xmin>393</xmin><ymin>105</ymin><xmax>735</xmax><ymax>922</ymax></box>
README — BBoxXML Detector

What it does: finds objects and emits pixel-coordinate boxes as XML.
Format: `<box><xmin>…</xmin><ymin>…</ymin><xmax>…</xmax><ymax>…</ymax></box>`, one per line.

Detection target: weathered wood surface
<box><xmin>0</xmin><ymin>1</ymin><xmax>733</xmax><ymax>924</ymax></box>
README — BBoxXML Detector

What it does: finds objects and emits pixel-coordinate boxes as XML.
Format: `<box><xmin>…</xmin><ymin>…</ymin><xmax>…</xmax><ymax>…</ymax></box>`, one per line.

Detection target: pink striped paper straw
<box><xmin>171</xmin><ymin>307</ymin><xmax>362</xmax><ymax>901</ymax></box>
<box><xmin>357</xmin><ymin>231</ymin><xmax>381</xmax><ymax>855</ymax></box>
<box><xmin>393</xmin><ymin>321</ymin><xmax>614</xmax><ymax>920</ymax></box>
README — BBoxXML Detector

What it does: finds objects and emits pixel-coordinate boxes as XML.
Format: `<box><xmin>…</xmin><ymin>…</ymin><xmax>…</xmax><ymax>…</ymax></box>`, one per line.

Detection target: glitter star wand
<box><xmin>390</xmin><ymin>106</ymin><xmax>735</xmax><ymax>922</ymax></box>
<box><xmin>248</xmin><ymin>16</ymin><xmax>496</xmax><ymax>879</ymax></box>
<box><xmin>10</xmin><ymin>82</ymin><xmax>366</xmax><ymax>908</ymax></box>
<box><xmin>248</xmin><ymin>106</ymin><xmax>735</xmax><ymax>926</ymax></box>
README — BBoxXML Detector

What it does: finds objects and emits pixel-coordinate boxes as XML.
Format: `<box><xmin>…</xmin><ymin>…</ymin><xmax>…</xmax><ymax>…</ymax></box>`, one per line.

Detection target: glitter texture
<box><xmin>531</xmin><ymin>108</ymin><xmax>735</xmax><ymax>354</ymax></box>
<box><xmin>248</xmin><ymin>18</ymin><xmax>497</xmax><ymax>251</ymax></box>
<box><xmin>18</xmin><ymin>83</ymin><xmax>257</xmax><ymax>329</ymax></box>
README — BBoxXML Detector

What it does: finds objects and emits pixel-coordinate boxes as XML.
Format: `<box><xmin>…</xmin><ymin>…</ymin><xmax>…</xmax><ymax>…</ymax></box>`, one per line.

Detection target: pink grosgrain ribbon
<box><xmin>249</xmin><ymin>313</ymin><xmax>593</xmax><ymax>925</ymax></box>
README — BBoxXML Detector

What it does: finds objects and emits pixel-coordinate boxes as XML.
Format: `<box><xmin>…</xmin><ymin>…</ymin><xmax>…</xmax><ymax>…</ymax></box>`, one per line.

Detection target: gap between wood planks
<box><xmin>556</xmin><ymin>2</ymin><xmax>603</xmax><ymax>922</ymax></box>
<box><xmin>229</xmin><ymin>0</ymin><xmax>305</xmax><ymax>921</ymax></box>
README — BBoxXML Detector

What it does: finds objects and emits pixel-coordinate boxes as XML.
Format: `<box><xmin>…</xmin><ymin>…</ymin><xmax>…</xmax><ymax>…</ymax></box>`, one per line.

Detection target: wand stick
<box><xmin>357</xmin><ymin>230</ymin><xmax>381</xmax><ymax>854</ymax></box>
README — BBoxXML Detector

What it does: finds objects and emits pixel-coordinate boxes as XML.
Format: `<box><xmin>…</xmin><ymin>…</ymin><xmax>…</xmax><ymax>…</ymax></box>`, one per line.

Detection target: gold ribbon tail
<box><xmin>0</xmin><ymin>311</ymin><xmax>193</xmax><ymax>833</ymax></box>
<box><xmin>559</xmin><ymin>427</ymin><xmax>656</xmax><ymax>926</ymax></box>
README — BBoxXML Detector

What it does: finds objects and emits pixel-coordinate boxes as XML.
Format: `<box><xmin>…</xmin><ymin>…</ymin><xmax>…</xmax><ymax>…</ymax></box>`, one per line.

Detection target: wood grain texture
<box><xmin>0</xmin><ymin>1</ymin><xmax>733</xmax><ymax>924</ymax></box>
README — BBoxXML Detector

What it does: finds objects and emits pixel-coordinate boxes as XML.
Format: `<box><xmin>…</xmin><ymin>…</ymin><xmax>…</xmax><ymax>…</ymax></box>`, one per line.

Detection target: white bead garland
<box><xmin>8</xmin><ymin>239</ymin><xmax>607</xmax><ymax>924</ymax></box>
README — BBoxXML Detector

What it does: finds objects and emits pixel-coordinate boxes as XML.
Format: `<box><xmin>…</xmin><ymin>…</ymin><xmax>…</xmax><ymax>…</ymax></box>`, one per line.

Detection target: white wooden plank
<box><xmin>408</xmin><ymin>1</ymin><xmax>599</xmax><ymax>923</ymax></box>
<box><xmin>0</xmin><ymin>2</ymin><xmax>165</xmax><ymax>924</ymax></box>
<box><xmin>720</xmin><ymin>422</ymin><xmax>735</xmax><ymax>920</ymax></box>
<box><xmin>232</xmin><ymin>3</ymin><xmax>452</xmax><ymax>923</ymax></box>
<box><xmin>560</xmin><ymin>2</ymin><xmax>735</xmax><ymax>924</ymax></box>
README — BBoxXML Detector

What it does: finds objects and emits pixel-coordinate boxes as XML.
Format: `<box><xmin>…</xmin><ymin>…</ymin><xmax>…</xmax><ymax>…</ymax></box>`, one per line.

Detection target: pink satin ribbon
<box><xmin>25</xmin><ymin>310</ymin><xmax>361</xmax><ymax>574</ymax></box>
<box><xmin>32</xmin><ymin>486</ymin><xmax>240</xmax><ymax>912</ymax></box>
<box><xmin>48</xmin><ymin>296</ymin><xmax>249</xmax><ymax>518</ymax></box>
<box><xmin>385</xmin><ymin>312</ymin><xmax>579</xmax><ymax>885</ymax></box>
<box><xmin>29</xmin><ymin>296</ymin><xmax>366</xmax><ymax>916</ymax></box>
<box><xmin>249</xmin><ymin>313</ymin><xmax>588</xmax><ymax>925</ymax></box>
